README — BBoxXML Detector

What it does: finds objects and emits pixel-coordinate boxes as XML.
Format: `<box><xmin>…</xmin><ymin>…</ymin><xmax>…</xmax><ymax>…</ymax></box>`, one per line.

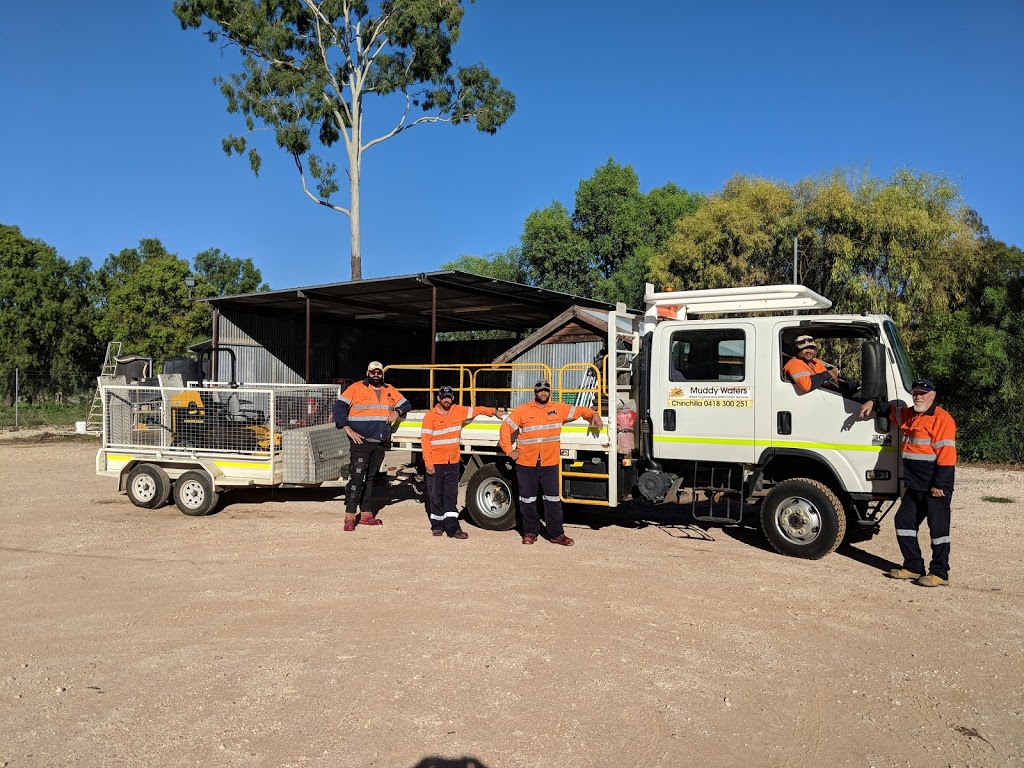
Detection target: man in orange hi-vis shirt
<box><xmin>783</xmin><ymin>334</ymin><xmax>845</xmax><ymax>394</ymax></box>
<box><xmin>499</xmin><ymin>380</ymin><xmax>603</xmax><ymax>547</ymax></box>
<box><xmin>860</xmin><ymin>378</ymin><xmax>957</xmax><ymax>587</ymax></box>
<box><xmin>421</xmin><ymin>385</ymin><xmax>501</xmax><ymax>539</ymax></box>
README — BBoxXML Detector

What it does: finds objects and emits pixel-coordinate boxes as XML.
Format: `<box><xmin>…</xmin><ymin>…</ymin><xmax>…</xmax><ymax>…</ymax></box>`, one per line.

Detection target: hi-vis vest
<box><xmin>888</xmin><ymin>402</ymin><xmax>957</xmax><ymax>492</ymax></box>
<box><xmin>499</xmin><ymin>400</ymin><xmax>596</xmax><ymax>467</ymax></box>
<box><xmin>783</xmin><ymin>356</ymin><xmax>830</xmax><ymax>394</ymax></box>
<box><xmin>421</xmin><ymin>404</ymin><xmax>496</xmax><ymax>468</ymax></box>
<box><xmin>333</xmin><ymin>380</ymin><xmax>410</xmax><ymax>442</ymax></box>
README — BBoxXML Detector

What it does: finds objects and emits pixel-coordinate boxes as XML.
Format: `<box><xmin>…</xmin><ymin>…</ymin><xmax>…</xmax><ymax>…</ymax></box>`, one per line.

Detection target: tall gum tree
<box><xmin>174</xmin><ymin>0</ymin><xmax>515</xmax><ymax>280</ymax></box>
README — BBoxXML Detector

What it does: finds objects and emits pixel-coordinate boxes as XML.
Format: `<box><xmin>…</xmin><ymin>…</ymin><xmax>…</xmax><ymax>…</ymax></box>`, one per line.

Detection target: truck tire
<box><xmin>465</xmin><ymin>463</ymin><xmax>517</xmax><ymax>531</ymax></box>
<box><xmin>126</xmin><ymin>463</ymin><xmax>171</xmax><ymax>509</ymax></box>
<box><xmin>760</xmin><ymin>478</ymin><xmax>846</xmax><ymax>560</ymax></box>
<box><xmin>172</xmin><ymin>470</ymin><xmax>220</xmax><ymax>517</ymax></box>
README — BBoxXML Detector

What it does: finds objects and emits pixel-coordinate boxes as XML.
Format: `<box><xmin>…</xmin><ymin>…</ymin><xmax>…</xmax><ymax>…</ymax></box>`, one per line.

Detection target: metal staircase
<box><xmin>85</xmin><ymin>342</ymin><xmax>122</xmax><ymax>433</ymax></box>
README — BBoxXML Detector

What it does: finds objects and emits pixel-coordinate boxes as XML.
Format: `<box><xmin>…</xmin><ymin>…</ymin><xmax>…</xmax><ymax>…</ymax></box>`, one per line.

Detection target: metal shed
<box><xmin>201</xmin><ymin>270</ymin><xmax>616</xmax><ymax>397</ymax></box>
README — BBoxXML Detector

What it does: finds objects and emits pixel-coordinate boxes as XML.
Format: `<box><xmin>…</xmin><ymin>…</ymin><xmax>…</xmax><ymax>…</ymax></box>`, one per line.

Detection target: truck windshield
<box><xmin>883</xmin><ymin>319</ymin><xmax>916</xmax><ymax>392</ymax></box>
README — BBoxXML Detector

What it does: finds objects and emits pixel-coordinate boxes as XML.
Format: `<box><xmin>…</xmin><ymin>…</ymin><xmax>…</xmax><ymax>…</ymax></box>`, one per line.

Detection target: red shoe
<box><xmin>522</xmin><ymin>533</ymin><xmax>537</xmax><ymax>545</ymax></box>
<box><xmin>343</xmin><ymin>515</ymin><xmax>357</xmax><ymax>532</ymax></box>
<box><xmin>359</xmin><ymin>514</ymin><xmax>383</xmax><ymax>526</ymax></box>
<box><xmin>549</xmin><ymin>534</ymin><xmax>574</xmax><ymax>547</ymax></box>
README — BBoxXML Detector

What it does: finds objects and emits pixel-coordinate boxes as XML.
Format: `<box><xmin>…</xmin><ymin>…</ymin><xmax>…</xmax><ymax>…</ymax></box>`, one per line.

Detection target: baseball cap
<box><xmin>437</xmin><ymin>385</ymin><xmax>455</xmax><ymax>399</ymax></box>
<box><xmin>795</xmin><ymin>335</ymin><xmax>817</xmax><ymax>350</ymax></box>
<box><xmin>534</xmin><ymin>380</ymin><xmax>551</xmax><ymax>391</ymax></box>
<box><xmin>911</xmin><ymin>378</ymin><xmax>936</xmax><ymax>393</ymax></box>
<box><xmin>366</xmin><ymin>361</ymin><xmax>384</xmax><ymax>373</ymax></box>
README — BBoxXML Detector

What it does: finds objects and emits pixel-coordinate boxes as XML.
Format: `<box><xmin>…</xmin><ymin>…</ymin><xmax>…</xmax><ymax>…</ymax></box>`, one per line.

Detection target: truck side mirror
<box><xmin>860</xmin><ymin>341</ymin><xmax>887</xmax><ymax>402</ymax></box>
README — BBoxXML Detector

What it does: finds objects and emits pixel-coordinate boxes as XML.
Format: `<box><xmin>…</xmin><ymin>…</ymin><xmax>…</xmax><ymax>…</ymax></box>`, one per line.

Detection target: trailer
<box><xmin>96</xmin><ymin>379</ymin><xmax>345</xmax><ymax>515</ymax></box>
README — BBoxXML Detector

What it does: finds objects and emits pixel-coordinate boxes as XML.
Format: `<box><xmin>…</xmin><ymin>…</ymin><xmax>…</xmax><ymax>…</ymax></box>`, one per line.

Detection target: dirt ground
<box><xmin>1</xmin><ymin>438</ymin><xmax>1022</xmax><ymax>768</ymax></box>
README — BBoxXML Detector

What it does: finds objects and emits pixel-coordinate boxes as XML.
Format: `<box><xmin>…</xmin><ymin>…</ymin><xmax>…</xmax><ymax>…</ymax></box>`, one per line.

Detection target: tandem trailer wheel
<box><xmin>172</xmin><ymin>471</ymin><xmax>220</xmax><ymax>516</ymax></box>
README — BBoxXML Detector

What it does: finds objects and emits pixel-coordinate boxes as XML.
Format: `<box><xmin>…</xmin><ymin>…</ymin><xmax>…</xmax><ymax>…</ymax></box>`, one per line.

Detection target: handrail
<box><xmin>382</xmin><ymin>361</ymin><xmax>604</xmax><ymax>416</ymax></box>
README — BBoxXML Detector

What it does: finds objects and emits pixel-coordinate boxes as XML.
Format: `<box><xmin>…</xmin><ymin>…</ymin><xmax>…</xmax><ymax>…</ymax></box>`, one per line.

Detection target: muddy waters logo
<box><xmin>668</xmin><ymin>384</ymin><xmax>752</xmax><ymax>408</ymax></box>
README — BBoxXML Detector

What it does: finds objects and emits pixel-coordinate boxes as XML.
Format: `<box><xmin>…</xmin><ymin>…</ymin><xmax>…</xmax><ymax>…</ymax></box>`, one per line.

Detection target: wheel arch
<box><xmin>756</xmin><ymin>448</ymin><xmax>847</xmax><ymax>499</ymax></box>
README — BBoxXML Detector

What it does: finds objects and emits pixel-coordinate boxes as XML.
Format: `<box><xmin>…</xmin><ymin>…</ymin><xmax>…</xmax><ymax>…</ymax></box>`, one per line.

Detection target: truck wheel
<box><xmin>172</xmin><ymin>471</ymin><xmax>219</xmax><ymax>517</ymax></box>
<box><xmin>466</xmin><ymin>464</ymin><xmax>517</xmax><ymax>531</ymax></box>
<box><xmin>760</xmin><ymin>478</ymin><xmax>846</xmax><ymax>560</ymax></box>
<box><xmin>126</xmin><ymin>464</ymin><xmax>171</xmax><ymax>509</ymax></box>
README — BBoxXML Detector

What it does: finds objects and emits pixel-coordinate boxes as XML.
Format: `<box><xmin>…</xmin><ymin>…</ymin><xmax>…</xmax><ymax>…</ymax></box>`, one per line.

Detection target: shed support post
<box><xmin>212</xmin><ymin>306</ymin><xmax>220</xmax><ymax>381</ymax></box>
<box><xmin>431</xmin><ymin>285</ymin><xmax>437</xmax><ymax>364</ymax></box>
<box><xmin>300</xmin><ymin>291</ymin><xmax>311</xmax><ymax>384</ymax></box>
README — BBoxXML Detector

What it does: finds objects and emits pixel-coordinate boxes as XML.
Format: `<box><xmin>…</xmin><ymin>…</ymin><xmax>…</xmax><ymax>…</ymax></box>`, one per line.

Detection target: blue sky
<box><xmin>2</xmin><ymin>1</ymin><xmax>1021</xmax><ymax>291</ymax></box>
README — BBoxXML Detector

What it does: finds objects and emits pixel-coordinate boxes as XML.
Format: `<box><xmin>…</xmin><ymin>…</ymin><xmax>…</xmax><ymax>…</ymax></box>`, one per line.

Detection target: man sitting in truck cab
<box><xmin>784</xmin><ymin>335</ymin><xmax>845</xmax><ymax>394</ymax></box>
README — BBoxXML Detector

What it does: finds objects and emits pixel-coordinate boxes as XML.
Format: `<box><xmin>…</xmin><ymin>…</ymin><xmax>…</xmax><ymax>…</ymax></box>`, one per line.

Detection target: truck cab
<box><xmin>638</xmin><ymin>284</ymin><xmax>911</xmax><ymax>558</ymax></box>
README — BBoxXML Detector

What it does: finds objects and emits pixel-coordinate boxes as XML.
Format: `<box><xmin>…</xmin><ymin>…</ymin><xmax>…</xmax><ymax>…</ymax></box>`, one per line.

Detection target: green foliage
<box><xmin>0</xmin><ymin>399</ymin><xmax>91</xmax><ymax>429</ymax></box>
<box><xmin>441</xmin><ymin>249</ymin><xmax>528</xmax><ymax>284</ymax></box>
<box><xmin>93</xmin><ymin>239</ymin><xmax>212</xmax><ymax>363</ymax></box>
<box><xmin>913</xmin><ymin>241</ymin><xmax>1024</xmax><ymax>462</ymax></box>
<box><xmin>652</xmin><ymin>175</ymin><xmax>798</xmax><ymax>292</ymax></box>
<box><xmin>520</xmin><ymin>158</ymin><xmax>703</xmax><ymax>305</ymax></box>
<box><xmin>652</xmin><ymin>169</ymin><xmax>986</xmax><ymax>334</ymax></box>
<box><xmin>174</xmin><ymin>0</ymin><xmax>515</xmax><ymax>279</ymax></box>
<box><xmin>0</xmin><ymin>225</ymin><xmax>100</xmax><ymax>401</ymax></box>
<box><xmin>193</xmin><ymin>247</ymin><xmax>270</xmax><ymax>296</ymax></box>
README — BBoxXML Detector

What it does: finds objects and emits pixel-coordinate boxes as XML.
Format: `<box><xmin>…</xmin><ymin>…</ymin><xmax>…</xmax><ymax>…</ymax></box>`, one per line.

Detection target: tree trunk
<box><xmin>350</xmin><ymin>167</ymin><xmax>361</xmax><ymax>280</ymax></box>
<box><xmin>348</xmin><ymin>116</ymin><xmax>362</xmax><ymax>281</ymax></box>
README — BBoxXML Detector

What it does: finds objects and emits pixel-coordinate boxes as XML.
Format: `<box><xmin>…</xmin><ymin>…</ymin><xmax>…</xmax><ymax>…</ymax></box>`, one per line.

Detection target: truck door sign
<box><xmin>668</xmin><ymin>384</ymin><xmax>752</xmax><ymax>408</ymax></box>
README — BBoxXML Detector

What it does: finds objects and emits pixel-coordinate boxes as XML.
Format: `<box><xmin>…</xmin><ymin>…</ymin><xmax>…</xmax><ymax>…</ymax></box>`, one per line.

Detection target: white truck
<box><xmin>391</xmin><ymin>283</ymin><xmax>908</xmax><ymax>559</ymax></box>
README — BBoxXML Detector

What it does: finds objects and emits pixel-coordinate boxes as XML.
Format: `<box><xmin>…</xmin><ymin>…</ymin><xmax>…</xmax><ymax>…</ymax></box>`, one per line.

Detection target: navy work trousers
<box><xmin>345</xmin><ymin>440</ymin><xmax>386</xmax><ymax>515</ymax></box>
<box><xmin>895</xmin><ymin>488</ymin><xmax>952</xmax><ymax>579</ymax></box>
<box><xmin>426</xmin><ymin>463</ymin><xmax>462</xmax><ymax>534</ymax></box>
<box><xmin>515</xmin><ymin>462</ymin><xmax>564</xmax><ymax>539</ymax></box>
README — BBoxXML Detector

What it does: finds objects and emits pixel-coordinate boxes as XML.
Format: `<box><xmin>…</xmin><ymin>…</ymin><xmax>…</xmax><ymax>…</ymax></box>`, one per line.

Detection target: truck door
<box><xmin>772</xmin><ymin>325</ymin><xmax>899</xmax><ymax>497</ymax></box>
<box><xmin>652</xmin><ymin>323</ymin><xmax>757</xmax><ymax>463</ymax></box>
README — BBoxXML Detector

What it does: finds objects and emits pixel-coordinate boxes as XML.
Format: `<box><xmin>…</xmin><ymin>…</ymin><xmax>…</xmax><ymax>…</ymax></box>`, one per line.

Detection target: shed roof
<box><xmin>204</xmin><ymin>270</ymin><xmax>616</xmax><ymax>333</ymax></box>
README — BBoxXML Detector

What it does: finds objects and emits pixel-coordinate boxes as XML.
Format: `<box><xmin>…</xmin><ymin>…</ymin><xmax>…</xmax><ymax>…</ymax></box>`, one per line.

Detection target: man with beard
<box><xmin>498</xmin><ymin>380</ymin><xmax>603</xmax><ymax>546</ymax></box>
<box><xmin>784</xmin><ymin>334</ymin><xmax>848</xmax><ymax>394</ymax></box>
<box><xmin>333</xmin><ymin>361</ymin><xmax>411</xmax><ymax>532</ymax></box>
<box><xmin>860</xmin><ymin>378</ymin><xmax>957</xmax><ymax>586</ymax></box>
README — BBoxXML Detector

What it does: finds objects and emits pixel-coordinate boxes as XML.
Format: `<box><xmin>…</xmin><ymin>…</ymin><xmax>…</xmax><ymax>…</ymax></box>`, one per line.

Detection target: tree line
<box><xmin>0</xmin><ymin>226</ymin><xmax>267</xmax><ymax>406</ymax></box>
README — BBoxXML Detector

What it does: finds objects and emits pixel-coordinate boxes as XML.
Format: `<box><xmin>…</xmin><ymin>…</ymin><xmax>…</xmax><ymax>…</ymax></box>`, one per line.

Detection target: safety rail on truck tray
<box><xmin>381</xmin><ymin>362</ymin><xmax>604</xmax><ymax>415</ymax></box>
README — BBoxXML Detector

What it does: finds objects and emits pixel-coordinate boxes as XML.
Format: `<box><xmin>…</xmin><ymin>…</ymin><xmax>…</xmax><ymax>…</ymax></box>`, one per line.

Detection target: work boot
<box><xmin>450</xmin><ymin>530</ymin><xmax>469</xmax><ymax>540</ymax></box>
<box><xmin>343</xmin><ymin>514</ymin><xmax>357</xmax><ymax>532</ymax></box>
<box><xmin>887</xmin><ymin>568</ymin><xmax>921</xmax><ymax>580</ymax></box>
<box><xmin>915</xmin><ymin>573</ymin><xmax>949</xmax><ymax>587</ymax></box>
<box><xmin>549</xmin><ymin>534</ymin><xmax>574</xmax><ymax>547</ymax></box>
<box><xmin>359</xmin><ymin>512</ymin><xmax>383</xmax><ymax>526</ymax></box>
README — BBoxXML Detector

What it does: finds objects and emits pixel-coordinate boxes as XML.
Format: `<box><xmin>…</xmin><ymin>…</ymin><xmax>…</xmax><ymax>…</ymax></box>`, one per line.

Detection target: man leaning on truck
<box><xmin>859</xmin><ymin>378</ymin><xmax>957</xmax><ymax>587</ymax></box>
<box><xmin>333</xmin><ymin>361</ymin><xmax>411</xmax><ymax>532</ymax></box>
<box><xmin>499</xmin><ymin>380</ymin><xmax>603</xmax><ymax>547</ymax></box>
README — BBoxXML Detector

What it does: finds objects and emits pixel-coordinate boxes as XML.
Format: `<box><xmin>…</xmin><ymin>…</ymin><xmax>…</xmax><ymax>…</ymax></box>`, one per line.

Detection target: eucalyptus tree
<box><xmin>174</xmin><ymin>0</ymin><xmax>515</xmax><ymax>280</ymax></box>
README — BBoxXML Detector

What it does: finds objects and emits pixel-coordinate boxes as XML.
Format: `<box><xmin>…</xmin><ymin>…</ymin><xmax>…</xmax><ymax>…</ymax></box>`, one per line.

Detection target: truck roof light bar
<box><xmin>643</xmin><ymin>283</ymin><xmax>831</xmax><ymax>320</ymax></box>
